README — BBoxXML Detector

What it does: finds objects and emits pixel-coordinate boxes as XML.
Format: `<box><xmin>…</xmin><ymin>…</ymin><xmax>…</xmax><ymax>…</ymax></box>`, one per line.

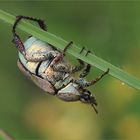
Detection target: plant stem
<box><xmin>0</xmin><ymin>9</ymin><xmax>140</xmax><ymax>90</ymax></box>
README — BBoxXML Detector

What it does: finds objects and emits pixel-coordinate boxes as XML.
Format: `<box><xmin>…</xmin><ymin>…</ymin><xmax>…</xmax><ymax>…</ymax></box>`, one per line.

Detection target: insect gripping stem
<box><xmin>0</xmin><ymin>9</ymin><xmax>140</xmax><ymax>90</ymax></box>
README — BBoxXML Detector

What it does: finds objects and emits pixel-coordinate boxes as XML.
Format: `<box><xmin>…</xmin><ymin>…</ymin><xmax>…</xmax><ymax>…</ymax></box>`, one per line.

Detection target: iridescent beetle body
<box><xmin>12</xmin><ymin>16</ymin><xmax>109</xmax><ymax>113</ymax></box>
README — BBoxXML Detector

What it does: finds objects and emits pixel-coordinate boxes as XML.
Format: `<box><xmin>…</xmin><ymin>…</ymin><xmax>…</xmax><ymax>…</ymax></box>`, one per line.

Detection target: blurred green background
<box><xmin>0</xmin><ymin>1</ymin><xmax>140</xmax><ymax>140</ymax></box>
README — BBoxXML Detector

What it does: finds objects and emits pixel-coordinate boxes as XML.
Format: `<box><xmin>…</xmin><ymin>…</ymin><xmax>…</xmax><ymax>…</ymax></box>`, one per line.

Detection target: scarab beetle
<box><xmin>12</xmin><ymin>16</ymin><xmax>109</xmax><ymax>113</ymax></box>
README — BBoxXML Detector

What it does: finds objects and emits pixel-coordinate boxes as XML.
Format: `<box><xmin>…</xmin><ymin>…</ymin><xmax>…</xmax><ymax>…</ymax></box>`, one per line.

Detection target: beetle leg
<box><xmin>74</xmin><ymin>68</ymin><xmax>109</xmax><ymax>88</ymax></box>
<box><xmin>12</xmin><ymin>35</ymin><xmax>26</xmax><ymax>55</ymax></box>
<box><xmin>50</xmin><ymin>42</ymin><xmax>91</xmax><ymax>73</ymax></box>
<box><xmin>71</xmin><ymin>59</ymin><xmax>85</xmax><ymax>73</ymax></box>
<box><xmin>51</xmin><ymin>58</ymin><xmax>86</xmax><ymax>73</ymax></box>
<box><xmin>12</xmin><ymin>16</ymin><xmax>26</xmax><ymax>55</ymax></box>
<box><xmin>79</xmin><ymin>47</ymin><xmax>96</xmax><ymax>77</ymax></box>
<box><xmin>16</xmin><ymin>15</ymin><xmax>46</xmax><ymax>30</ymax></box>
<box><xmin>85</xmin><ymin>50</ymin><xmax>91</xmax><ymax>56</ymax></box>
<box><xmin>72</xmin><ymin>47</ymin><xmax>92</xmax><ymax>76</ymax></box>
<box><xmin>25</xmin><ymin>50</ymin><xmax>57</xmax><ymax>62</ymax></box>
<box><xmin>13</xmin><ymin>15</ymin><xmax>46</xmax><ymax>32</ymax></box>
<box><xmin>50</xmin><ymin>41</ymin><xmax>73</xmax><ymax>68</ymax></box>
<box><xmin>79</xmin><ymin>47</ymin><xmax>85</xmax><ymax>54</ymax></box>
<box><xmin>86</xmin><ymin>68</ymin><xmax>109</xmax><ymax>87</ymax></box>
<box><xmin>62</xmin><ymin>41</ymin><xmax>73</xmax><ymax>55</ymax></box>
<box><xmin>79</xmin><ymin>64</ymin><xmax>91</xmax><ymax>78</ymax></box>
<box><xmin>51</xmin><ymin>63</ymin><xmax>71</xmax><ymax>73</ymax></box>
<box><xmin>79</xmin><ymin>47</ymin><xmax>94</xmax><ymax>57</ymax></box>
<box><xmin>71</xmin><ymin>46</ymin><xmax>93</xmax><ymax>74</ymax></box>
<box><xmin>51</xmin><ymin>57</ymin><xmax>87</xmax><ymax>74</ymax></box>
<box><xmin>12</xmin><ymin>15</ymin><xmax>47</xmax><ymax>55</ymax></box>
<box><xmin>53</xmin><ymin>41</ymin><xmax>73</xmax><ymax>62</ymax></box>
<box><xmin>80</xmin><ymin>47</ymin><xmax>89</xmax><ymax>56</ymax></box>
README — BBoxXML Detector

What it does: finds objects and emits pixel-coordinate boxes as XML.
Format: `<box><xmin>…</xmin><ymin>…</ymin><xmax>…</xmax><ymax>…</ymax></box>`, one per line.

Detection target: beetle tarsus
<box><xmin>79</xmin><ymin>47</ymin><xmax>92</xmax><ymax>56</ymax></box>
<box><xmin>85</xmin><ymin>50</ymin><xmax>91</xmax><ymax>56</ymax></box>
<box><xmin>79</xmin><ymin>47</ymin><xmax>85</xmax><ymax>54</ymax></box>
<box><xmin>63</xmin><ymin>41</ymin><xmax>73</xmax><ymax>55</ymax></box>
<box><xmin>16</xmin><ymin>15</ymin><xmax>47</xmax><ymax>31</ymax></box>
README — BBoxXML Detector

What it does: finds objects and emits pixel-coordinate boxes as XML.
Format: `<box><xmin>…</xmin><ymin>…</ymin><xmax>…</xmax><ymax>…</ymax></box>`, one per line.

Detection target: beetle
<box><xmin>12</xmin><ymin>16</ymin><xmax>109</xmax><ymax>113</ymax></box>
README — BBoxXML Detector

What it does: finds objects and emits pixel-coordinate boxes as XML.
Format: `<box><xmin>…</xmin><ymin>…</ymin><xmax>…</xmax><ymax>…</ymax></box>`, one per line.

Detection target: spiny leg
<box><xmin>87</xmin><ymin>68</ymin><xmax>109</xmax><ymax>87</ymax></box>
<box><xmin>71</xmin><ymin>59</ymin><xmax>85</xmax><ymax>73</ymax></box>
<box><xmin>71</xmin><ymin>49</ymin><xmax>92</xmax><ymax>75</ymax></box>
<box><xmin>63</xmin><ymin>41</ymin><xmax>73</xmax><ymax>55</ymax></box>
<box><xmin>79</xmin><ymin>64</ymin><xmax>91</xmax><ymax>78</ymax></box>
<box><xmin>85</xmin><ymin>50</ymin><xmax>91</xmax><ymax>56</ymax></box>
<box><xmin>52</xmin><ymin>43</ymin><xmax>93</xmax><ymax>73</ymax></box>
<box><xmin>13</xmin><ymin>15</ymin><xmax>47</xmax><ymax>32</ymax></box>
<box><xmin>79</xmin><ymin>46</ymin><xmax>95</xmax><ymax>57</ymax></box>
<box><xmin>80</xmin><ymin>47</ymin><xmax>85</xmax><ymax>54</ymax></box>
<box><xmin>50</xmin><ymin>41</ymin><xmax>73</xmax><ymax>70</ymax></box>
<box><xmin>50</xmin><ymin>43</ymin><xmax>90</xmax><ymax>74</ymax></box>
<box><xmin>25</xmin><ymin>50</ymin><xmax>58</xmax><ymax>62</ymax></box>
<box><xmin>79</xmin><ymin>47</ymin><xmax>92</xmax><ymax>77</ymax></box>
<box><xmin>74</xmin><ymin>68</ymin><xmax>109</xmax><ymax>88</ymax></box>
<box><xmin>71</xmin><ymin>46</ymin><xmax>89</xmax><ymax>73</ymax></box>
<box><xmin>51</xmin><ymin>42</ymin><xmax>93</xmax><ymax>69</ymax></box>
<box><xmin>85</xmin><ymin>68</ymin><xmax>109</xmax><ymax>87</ymax></box>
<box><xmin>12</xmin><ymin>15</ymin><xmax>47</xmax><ymax>55</ymax></box>
<box><xmin>79</xmin><ymin>47</ymin><xmax>91</xmax><ymax>56</ymax></box>
<box><xmin>52</xmin><ymin>58</ymin><xmax>87</xmax><ymax>73</ymax></box>
<box><xmin>50</xmin><ymin>42</ymin><xmax>90</xmax><ymax>73</ymax></box>
<box><xmin>12</xmin><ymin>16</ymin><xmax>26</xmax><ymax>55</ymax></box>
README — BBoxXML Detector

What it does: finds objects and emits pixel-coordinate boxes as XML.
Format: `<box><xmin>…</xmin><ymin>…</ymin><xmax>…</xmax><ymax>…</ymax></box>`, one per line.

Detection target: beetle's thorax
<box><xmin>57</xmin><ymin>82</ymin><xmax>80</xmax><ymax>101</ymax></box>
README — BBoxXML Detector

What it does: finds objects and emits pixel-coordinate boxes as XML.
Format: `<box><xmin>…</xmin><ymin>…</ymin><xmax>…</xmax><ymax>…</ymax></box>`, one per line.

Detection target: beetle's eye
<box><xmin>80</xmin><ymin>91</ymin><xmax>91</xmax><ymax>103</ymax></box>
<box><xmin>89</xmin><ymin>95</ymin><xmax>98</xmax><ymax>113</ymax></box>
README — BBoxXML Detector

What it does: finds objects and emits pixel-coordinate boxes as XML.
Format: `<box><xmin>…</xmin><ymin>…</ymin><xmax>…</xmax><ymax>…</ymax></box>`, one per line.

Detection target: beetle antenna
<box><xmin>91</xmin><ymin>103</ymin><xmax>98</xmax><ymax>114</ymax></box>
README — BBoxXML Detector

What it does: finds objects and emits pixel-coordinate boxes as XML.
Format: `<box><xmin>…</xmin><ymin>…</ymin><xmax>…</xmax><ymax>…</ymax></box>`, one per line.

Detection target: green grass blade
<box><xmin>0</xmin><ymin>9</ymin><xmax>140</xmax><ymax>90</ymax></box>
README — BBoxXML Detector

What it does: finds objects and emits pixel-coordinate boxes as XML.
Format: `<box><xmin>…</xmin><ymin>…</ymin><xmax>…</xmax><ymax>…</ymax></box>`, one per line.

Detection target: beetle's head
<box><xmin>80</xmin><ymin>89</ymin><xmax>98</xmax><ymax>113</ymax></box>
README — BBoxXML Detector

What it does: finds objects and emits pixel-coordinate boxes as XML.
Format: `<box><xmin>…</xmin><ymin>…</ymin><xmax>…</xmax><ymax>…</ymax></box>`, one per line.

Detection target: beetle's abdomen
<box><xmin>17</xmin><ymin>60</ymin><xmax>55</xmax><ymax>94</ymax></box>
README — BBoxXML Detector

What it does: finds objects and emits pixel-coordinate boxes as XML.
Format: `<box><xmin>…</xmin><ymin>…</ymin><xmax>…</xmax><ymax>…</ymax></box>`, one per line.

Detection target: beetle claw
<box><xmin>79</xmin><ymin>47</ymin><xmax>91</xmax><ymax>56</ymax></box>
